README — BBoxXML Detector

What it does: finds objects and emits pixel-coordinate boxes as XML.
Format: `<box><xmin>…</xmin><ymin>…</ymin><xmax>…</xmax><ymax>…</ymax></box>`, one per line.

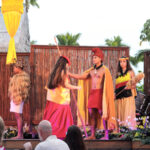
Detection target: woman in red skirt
<box><xmin>43</xmin><ymin>56</ymin><xmax>80</xmax><ymax>139</ymax></box>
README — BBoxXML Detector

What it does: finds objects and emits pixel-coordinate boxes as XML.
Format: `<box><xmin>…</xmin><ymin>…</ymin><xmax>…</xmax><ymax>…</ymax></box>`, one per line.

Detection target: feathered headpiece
<box><xmin>92</xmin><ymin>48</ymin><xmax>104</xmax><ymax>61</ymax></box>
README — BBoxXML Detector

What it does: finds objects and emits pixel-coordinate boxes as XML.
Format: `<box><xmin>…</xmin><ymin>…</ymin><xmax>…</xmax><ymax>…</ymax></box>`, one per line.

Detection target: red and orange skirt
<box><xmin>43</xmin><ymin>101</ymin><xmax>73</xmax><ymax>139</ymax></box>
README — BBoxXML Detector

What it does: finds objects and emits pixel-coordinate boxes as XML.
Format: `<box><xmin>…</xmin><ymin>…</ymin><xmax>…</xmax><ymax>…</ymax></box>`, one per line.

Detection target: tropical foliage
<box><xmin>56</xmin><ymin>32</ymin><xmax>81</xmax><ymax>46</ymax></box>
<box><xmin>130</xmin><ymin>49</ymin><xmax>150</xmax><ymax>67</ymax></box>
<box><xmin>105</xmin><ymin>36</ymin><xmax>127</xmax><ymax>46</ymax></box>
<box><xmin>140</xmin><ymin>19</ymin><xmax>150</xmax><ymax>46</ymax></box>
<box><xmin>130</xmin><ymin>19</ymin><xmax>150</xmax><ymax>66</ymax></box>
<box><xmin>30</xmin><ymin>40</ymin><xmax>37</xmax><ymax>45</ymax></box>
<box><xmin>25</xmin><ymin>0</ymin><xmax>39</xmax><ymax>12</ymax></box>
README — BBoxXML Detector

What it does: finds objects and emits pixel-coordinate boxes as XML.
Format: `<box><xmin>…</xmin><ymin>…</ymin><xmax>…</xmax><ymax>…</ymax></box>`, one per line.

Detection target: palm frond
<box><xmin>30</xmin><ymin>0</ymin><xmax>40</xmax><ymax>8</ymax></box>
<box><xmin>56</xmin><ymin>33</ymin><xmax>81</xmax><ymax>46</ymax></box>
<box><xmin>140</xmin><ymin>19</ymin><xmax>150</xmax><ymax>45</ymax></box>
<box><xmin>135</xmin><ymin>49</ymin><xmax>150</xmax><ymax>62</ymax></box>
<box><xmin>30</xmin><ymin>40</ymin><xmax>37</xmax><ymax>45</ymax></box>
<box><xmin>105</xmin><ymin>36</ymin><xmax>127</xmax><ymax>46</ymax></box>
<box><xmin>129</xmin><ymin>56</ymin><xmax>138</xmax><ymax>67</ymax></box>
<box><xmin>130</xmin><ymin>49</ymin><xmax>150</xmax><ymax>67</ymax></box>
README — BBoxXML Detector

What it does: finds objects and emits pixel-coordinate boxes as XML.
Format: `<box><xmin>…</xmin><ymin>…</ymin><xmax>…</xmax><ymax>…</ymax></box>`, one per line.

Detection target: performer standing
<box><xmin>43</xmin><ymin>56</ymin><xmax>80</xmax><ymax>139</ymax></box>
<box><xmin>115</xmin><ymin>56</ymin><xmax>137</xmax><ymax>130</ymax></box>
<box><xmin>68</xmin><ymin>48</ymin><xmax>116</xmax><ymax>140</ymax></box>
<box><xmin>8</xmin><ymin>59</ymin><xmax>30</xmax><ymax>139</ymax></box>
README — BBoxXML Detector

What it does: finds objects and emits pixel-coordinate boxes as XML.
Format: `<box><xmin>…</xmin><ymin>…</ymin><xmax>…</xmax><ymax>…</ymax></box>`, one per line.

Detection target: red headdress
<box><xmin>62</xmin><ymin>55</ymin><xmax>71</xmax><ymax>66</ymax></box>
<box><xmin>92</xmin><ymin>48</ymin><xmax>104</xmax><ymax>61</ymax></box>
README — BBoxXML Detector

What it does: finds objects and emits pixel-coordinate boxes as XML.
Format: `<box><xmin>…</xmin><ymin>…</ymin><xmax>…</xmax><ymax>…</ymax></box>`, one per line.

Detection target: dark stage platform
<box><xmin>2</xmin><ymin>139</ymin><xmax>150</xmax><ymax>150</ymax></box>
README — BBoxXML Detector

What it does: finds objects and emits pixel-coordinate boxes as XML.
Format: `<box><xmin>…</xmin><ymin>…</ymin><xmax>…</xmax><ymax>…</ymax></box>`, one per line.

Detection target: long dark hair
<box><xmin>47</xmin><ymin>56</ymin><xmax>69</xmax><ymax>89</ymax></box>
<box><xmin>64</xmin><ymin>125</ymin><xmax>87</xmax><ymax>150</ymax></box>
<box><xmin>116</xmin><ymin>56</ymin><xmax>132</xmax><ymax>78</ymax></box>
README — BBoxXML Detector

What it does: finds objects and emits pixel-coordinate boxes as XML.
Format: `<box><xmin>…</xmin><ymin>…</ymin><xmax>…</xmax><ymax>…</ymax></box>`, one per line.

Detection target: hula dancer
<box><xmin>43</xmin><ymin>56</ymin><xmax>80</xmax><ymax>139</ymax></box>
<box><xmin>115</xmin><ymin>56</ymin><xmax>137</xmax><ymax>130</ymax></box>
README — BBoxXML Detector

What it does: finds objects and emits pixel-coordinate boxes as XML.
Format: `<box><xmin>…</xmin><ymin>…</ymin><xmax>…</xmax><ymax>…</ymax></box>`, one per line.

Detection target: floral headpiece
<box><xmin>119</xmin><ymin>56</ymin><xmax>129</xmax><ymax>61</ymax></box>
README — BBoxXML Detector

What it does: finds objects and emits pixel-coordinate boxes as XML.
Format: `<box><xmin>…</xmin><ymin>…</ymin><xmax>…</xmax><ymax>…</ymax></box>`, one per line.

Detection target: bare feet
<box><xmin>119</xmin><ymin>134</ymin><xmax>125</xmax><ymax>139</ymax></box>
<box><xmin>11</xmin><ymin>136</ymin><xmax>23</xmax><ymax>140</ymax></box>
<box><xmin>84</xmin><ymin>136</ymin><xmax>96</xmax><ymax>140</ymax></box>
<box><xmin>100</xmin><ymin>136</ymin><xmax>109</xmax><ymax>140</ymax></box>
<box><xmin>100</xmin><ymin>129</ymin><xmax>109</xmax><ymax>140</ymax></box>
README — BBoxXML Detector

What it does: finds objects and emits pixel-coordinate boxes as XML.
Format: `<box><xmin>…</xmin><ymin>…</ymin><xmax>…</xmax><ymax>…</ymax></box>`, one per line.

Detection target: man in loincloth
<box><xmin>68</xmin><ymin>48</ymin><xmax>116</xmax><ymax>140</ymax></box>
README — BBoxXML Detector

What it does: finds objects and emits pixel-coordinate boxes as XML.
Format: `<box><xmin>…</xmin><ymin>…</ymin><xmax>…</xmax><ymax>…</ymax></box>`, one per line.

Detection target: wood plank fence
<box><xmin>0</xmin><ymin>45</ymin><xmax>129</xmax><ymax>126</ymax></box>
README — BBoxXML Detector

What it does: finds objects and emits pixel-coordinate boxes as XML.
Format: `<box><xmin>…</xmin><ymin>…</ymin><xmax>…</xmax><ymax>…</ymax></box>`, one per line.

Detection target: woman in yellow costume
<box><xmin>43</xmin><ymin>56</ymin><xmax>80</xmax><ymax>139</ymax></box>
<box><xmin>115</xmin><ymin>56</ymin><xmax>137</xmax><ymax>130</ymax></box>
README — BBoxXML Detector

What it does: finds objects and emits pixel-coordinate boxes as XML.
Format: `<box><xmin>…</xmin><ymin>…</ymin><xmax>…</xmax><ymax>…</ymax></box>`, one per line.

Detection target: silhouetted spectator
<box><xmin>0</xmin><ymin>116</ymin><xmax>5</xmax><ymax>150</ymax></box>
<box><xmin>65</xmin><ymin>125</ymin><xmax>87</xmax><ymax>150</ymax></box>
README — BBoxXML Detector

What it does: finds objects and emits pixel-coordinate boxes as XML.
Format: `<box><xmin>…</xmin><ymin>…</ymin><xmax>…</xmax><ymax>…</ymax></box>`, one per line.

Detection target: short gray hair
<box><xmin>0</xmin><ymin>117</ymin><xmax>5</xmax><ymax>141</ymax></box>
<box><xmin>38</xmin><ymin>120</ymin><xmax>52</xmax><ymax>134</ymax></box>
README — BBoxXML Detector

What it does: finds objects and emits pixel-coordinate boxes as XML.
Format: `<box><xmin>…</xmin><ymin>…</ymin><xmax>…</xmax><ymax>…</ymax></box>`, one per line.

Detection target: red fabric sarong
<box><xmin>43</xmin><ymin>101</ymin><xmax>73</xmax><ymax>139</ymax></box>
<box><xmin>88</xmin><ymin>89</ymin><xmax>103</xmax><ymax>110</ymax></box>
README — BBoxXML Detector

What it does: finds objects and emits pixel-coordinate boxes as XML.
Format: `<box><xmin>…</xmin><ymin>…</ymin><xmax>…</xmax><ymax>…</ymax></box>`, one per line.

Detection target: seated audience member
<box><xmin>65</xmin><ymin>125</ymin><xmax>87</xmax><ymax>150</ymax></box>
<box><xmin>0</xmin><ymin>117</ymin><xmax>5</xmax><ymax>150</ymax></box>
<box><xmin>24</xmin><ymin>120</ymin><xmax>70</xmax><ymax>150</ymax></box>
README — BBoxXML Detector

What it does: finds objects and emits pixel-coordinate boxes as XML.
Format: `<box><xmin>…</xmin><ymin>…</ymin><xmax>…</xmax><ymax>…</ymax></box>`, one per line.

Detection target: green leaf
<box><xmin>56</xmin><ymin>32</ymin><xmax>81</xmax><ymax>46</ymax></box>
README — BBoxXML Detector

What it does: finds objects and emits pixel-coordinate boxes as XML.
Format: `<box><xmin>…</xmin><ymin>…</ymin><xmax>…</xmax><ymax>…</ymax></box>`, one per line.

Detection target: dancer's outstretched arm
<box><xmin>64</xmin><ymin>77</ymin><xmax>81</xmax><ymax>90</ymax></box>
<box><xmin>65</xmin><ymin>82</ymin><xmax>81</xmax><ymax>90</ymax></box>
<box><xmin>68</xmin><ymin>71</ymin><xmax>89</xmax><ymax>80</ymax></box>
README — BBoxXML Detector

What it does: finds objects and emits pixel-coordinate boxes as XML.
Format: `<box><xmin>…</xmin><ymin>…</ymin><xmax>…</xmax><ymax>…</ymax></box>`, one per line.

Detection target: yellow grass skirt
<box><xmin>115</xmin><ymin>96</ymin><xmax>136</xmax><ymax>130</ymax></box>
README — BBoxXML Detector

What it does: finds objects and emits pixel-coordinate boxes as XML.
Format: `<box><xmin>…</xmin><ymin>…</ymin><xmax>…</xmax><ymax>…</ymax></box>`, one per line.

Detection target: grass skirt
<box><xmin>115</xmin><ymin>96</ymin><xmax>137</xmax><ymax>130</ymax></box>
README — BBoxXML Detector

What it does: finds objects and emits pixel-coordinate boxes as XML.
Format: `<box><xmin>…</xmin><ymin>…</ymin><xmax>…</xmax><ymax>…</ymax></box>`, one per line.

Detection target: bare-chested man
<box><xmin>68</xmin><ymin>48</ymin><xmax>116</xmax><ymax>140</ymax></box>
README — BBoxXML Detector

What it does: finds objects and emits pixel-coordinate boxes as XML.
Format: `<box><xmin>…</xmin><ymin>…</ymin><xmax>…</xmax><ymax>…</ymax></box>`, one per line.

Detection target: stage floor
<box><xmin>3</xmin><ymin>139</ymin><xmax>150</xmax><ymax>150</ymax></box>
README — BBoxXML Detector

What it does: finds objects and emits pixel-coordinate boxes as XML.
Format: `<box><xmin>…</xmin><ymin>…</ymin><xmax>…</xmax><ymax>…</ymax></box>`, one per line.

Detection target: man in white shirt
<box><xmin>24</xmin><ymin>120</ymin><xmax>70</xmax><ymax>150</ymax></box>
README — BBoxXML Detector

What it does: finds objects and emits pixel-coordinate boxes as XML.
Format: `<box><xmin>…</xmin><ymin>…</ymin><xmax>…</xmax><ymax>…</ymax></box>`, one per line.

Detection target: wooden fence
<box><xmin>0</xmin><ymin>45</ymin><xmax>129</xmax><ymax>125</ymax></box>
<box><xmin>144</xmin><ymin>51</ymin><xmax>150</xmax><ymax>96</ymax></box>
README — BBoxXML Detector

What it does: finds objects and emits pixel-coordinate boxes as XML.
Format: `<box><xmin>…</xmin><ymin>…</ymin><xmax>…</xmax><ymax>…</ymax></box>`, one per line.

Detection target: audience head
<box><xmin>37</xmin><ymin>120</ymin><xmax>52</xmax><ymax>141</ymax></box>
<box><xmin>0</xmin><ymin>117</ymin><xmax>5</xmax><ymax>142</ymax></box>
<box><xmin>65</xmin><ymin>125</ymin><xmax>86</xmax><ymax>150</ymax></box>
